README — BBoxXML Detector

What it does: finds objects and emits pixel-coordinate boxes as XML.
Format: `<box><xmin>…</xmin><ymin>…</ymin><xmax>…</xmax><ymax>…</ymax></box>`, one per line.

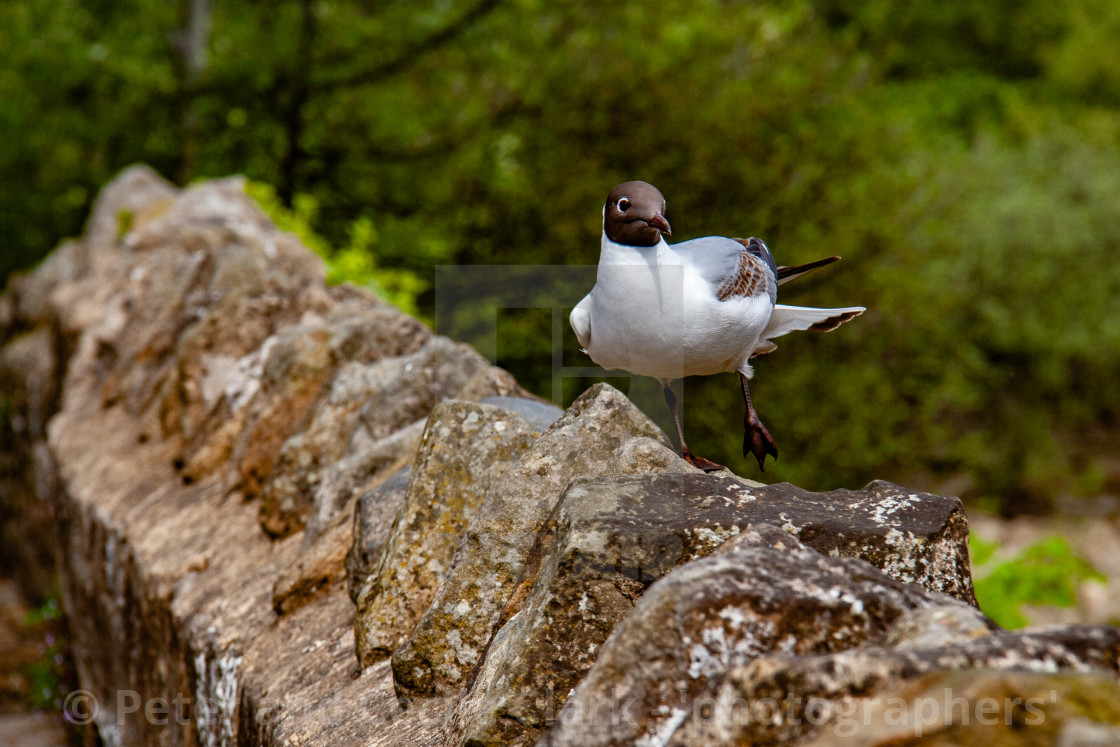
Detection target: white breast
<box><xmin>574</xmin><ymin>238</ymin><xmax>773</xmax><ymax>379</ymax></box>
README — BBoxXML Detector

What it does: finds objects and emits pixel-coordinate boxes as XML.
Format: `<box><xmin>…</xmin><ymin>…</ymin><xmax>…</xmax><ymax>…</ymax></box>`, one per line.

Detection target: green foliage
<box><xmin>0</xmin><ymin>0</ymin><xmax>182</xmax><ymax>278</ymax></box>
<box><xmin>116</xmin><ymin>209</ymin><xmax>134</xmax><ymax>239</ymax></box>
<box><xmin>24</xmin><ymin>594</ymin><xmax>68</xmax><ymax>711</ymax></box>
<box><xmin>245</xmin><ymin>181</ymin><xmax>428</xmax><ymax>317</ymax></box>
<box><xmin>968</xmin><ymin>535</ymin><xmax>999</xmax><ymax>568</ymax></box>
<box><xmin>971</xmin><ymin>534</ymin><xmax>1106</xmax><ymax>629</ymax></box>
<box><xmin>3</xmin><ymin>0</ymin><xmax>1120</xmax><ymax>510</ymax></box>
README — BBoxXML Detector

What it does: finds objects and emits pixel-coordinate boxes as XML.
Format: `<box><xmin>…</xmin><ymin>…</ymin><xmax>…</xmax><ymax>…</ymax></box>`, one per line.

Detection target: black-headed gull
<box><xmin>570</xmin><ymin>181</ymin><xmax>864</xmax><ymax>472</ymax></box>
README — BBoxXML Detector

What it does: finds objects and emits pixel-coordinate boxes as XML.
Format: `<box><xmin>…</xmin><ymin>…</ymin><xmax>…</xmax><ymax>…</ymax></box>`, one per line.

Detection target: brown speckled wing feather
<box><xmin>717</xmin><ymin>248</ymin><xmax>771</xmax><ymax>302</ymax></box>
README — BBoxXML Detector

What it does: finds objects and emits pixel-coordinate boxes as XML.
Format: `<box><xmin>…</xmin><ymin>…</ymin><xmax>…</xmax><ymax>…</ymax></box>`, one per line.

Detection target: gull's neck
<box><xmin>600</xmin><ymin>230</ymin><xmax>673</xmax><ymax>265</ymax></box>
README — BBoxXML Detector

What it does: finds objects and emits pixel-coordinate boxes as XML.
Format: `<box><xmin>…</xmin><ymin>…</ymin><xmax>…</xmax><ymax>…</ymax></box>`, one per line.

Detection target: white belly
<box><xmin>582</xmin><ymin>257</ymin><xmax>772</xmax><ymax>379</ymax></box>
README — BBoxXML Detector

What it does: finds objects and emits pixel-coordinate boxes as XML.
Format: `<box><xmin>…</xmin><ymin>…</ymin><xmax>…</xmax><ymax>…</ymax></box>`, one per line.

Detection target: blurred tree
<box><xmin>170</xmin><ymin>0</ymin><xmax>211</xmax><ymax>180</ymax></box>
<box><xmin>0</xmin><ymin>0</ymin><xmax>180</xmax><ymax>279</ymax></box>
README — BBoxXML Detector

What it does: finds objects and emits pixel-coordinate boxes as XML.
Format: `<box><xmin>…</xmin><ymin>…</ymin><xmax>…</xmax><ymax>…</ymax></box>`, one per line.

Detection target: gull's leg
<box><xmin>661</xmin><ymin>380</ymin><xmax>725</xmax><ymax>472</ymax></box>
<box><xmin>740</xmin><ymin>372</ymin><xmax>778</xmax><ymax>470</ymax></box>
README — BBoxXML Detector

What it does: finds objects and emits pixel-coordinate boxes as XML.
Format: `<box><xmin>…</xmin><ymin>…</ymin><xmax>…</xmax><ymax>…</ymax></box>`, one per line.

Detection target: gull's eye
<box><xmin>617</xmin><ymin>197</ymin><xmax>630</xmax><ymax>213</ymax></box>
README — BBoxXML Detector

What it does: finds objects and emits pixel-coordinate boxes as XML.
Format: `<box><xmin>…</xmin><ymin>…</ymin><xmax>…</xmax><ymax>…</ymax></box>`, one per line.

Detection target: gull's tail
<box><xmin>751</xmin><ymin>304</ymin><xmax>865</xmax><ymax>357</ymax></box>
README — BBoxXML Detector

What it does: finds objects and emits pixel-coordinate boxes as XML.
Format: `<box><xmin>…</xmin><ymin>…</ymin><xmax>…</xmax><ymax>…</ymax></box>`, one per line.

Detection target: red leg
<box><xmin>661</xmin><ymin>382</ymin><xmax>725</xmax><ymax>472</ymax></box>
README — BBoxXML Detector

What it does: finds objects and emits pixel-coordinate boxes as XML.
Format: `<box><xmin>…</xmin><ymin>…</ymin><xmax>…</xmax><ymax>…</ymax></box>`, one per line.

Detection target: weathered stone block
<box><xmin>388</xmin><ymin>384</ymin><xmax>669</xmax><ymax>700</ymax></box>
<box><xmin>668</xmin><ymin>627</ymin><xmax>1120</xmax><ymax>746</ymax></box>
<box><xmin>346</xmin><ymin>466</ymin><xmax>413</xmax><ymax>604</ymax></box>
<box><xmin>538</xmin><ymin>524</ymin><xmax>984</xmax><ymax>747</ymax></box>
<box><xmin>478</xmin><ymin>396</ymin><xmax>564</xmax><ymax>433</ymax></box>
<box><xmin>271</xmin><ymin>511</ymin><xmax>351</xmax><ymax>616</ymax></box>
<box><xmin>354</xmin><ymin>400</ymin><xmax>542</xmax><ymax>665</ymax></box>
<box><xmin>259</xmin><ymin>336</ymin><xmax>523</xmax><ymax>538</ymax></box>
<box><xmin>458</xmin><ymin>472</ymin><xmax>977</xmax><ymax>746</ymax></box>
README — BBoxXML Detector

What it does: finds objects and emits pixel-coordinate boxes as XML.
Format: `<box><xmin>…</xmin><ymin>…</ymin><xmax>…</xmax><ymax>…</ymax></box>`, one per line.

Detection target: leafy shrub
<box><xmin>970</xmin><ymin>534</ymin><xmax>1105</xmax><ymax>629</ymax></box>
<box><xmin>23</xmin><ymin>593</ymin><xmax>68</xmax><ymax>711</ymax></box>
<box><xmin>245</xmin><ymin>181</ymin><xmax>427</xmax><ymax>318</ymax></box>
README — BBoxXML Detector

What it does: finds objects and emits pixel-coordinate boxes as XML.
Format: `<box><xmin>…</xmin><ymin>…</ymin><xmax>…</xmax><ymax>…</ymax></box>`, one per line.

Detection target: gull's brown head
<box><xmin>604</xmin><ymin>181</ymin><xmax>671</xmax><ymax>247</ymax></box>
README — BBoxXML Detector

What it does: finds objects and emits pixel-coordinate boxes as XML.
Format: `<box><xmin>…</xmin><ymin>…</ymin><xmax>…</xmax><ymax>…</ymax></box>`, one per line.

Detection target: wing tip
<box><xmin>808</xmin><ymin>307</ymin><xmax>865</xmax><ymax>332</ymax></box>
<box><xmin>775</xmin><ymin>255</ymin><xmax>843</xmax><ymax>285</ymax></box>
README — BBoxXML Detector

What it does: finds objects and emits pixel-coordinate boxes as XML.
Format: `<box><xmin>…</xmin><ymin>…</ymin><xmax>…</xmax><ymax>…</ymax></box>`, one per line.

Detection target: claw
<box><xmin>739</xmin><ymin>372</ymin><xmax>778</xmax><ymax>471</ymax></box>
<box><xmin>743</xmin><ymin>411</ymin><xmax>779</xmax><ymax>471</ymax></box>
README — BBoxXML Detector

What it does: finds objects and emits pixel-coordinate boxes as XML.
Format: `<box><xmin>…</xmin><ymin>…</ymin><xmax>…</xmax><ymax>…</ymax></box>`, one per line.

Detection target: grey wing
<box><xmin>678</xmin><ymin>236</ymin><xmax>777</xmax><ymax>304</ymax></box>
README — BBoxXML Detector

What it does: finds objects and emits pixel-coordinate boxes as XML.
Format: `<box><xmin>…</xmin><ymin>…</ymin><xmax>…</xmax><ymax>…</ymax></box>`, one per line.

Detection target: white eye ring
<box><xmin>617</xmin><ymin>197</ymin><xmax>630</xmax><ymax>213</ymax></box>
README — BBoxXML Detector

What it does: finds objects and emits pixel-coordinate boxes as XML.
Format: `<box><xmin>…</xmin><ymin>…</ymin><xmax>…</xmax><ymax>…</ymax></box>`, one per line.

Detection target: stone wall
<box><xmin>2</xmin><ymin>167</ymin><xmax>1118</xmax><ymax>746</ymax></box>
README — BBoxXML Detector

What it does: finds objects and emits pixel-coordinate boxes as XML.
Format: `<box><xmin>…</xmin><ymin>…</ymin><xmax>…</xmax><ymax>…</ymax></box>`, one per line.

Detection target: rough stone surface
<box><xmin>83</xmin><ymin>163</ymin><xmax>180</xmax><ymax>251</ymax></box>
<box><xmin>544</xmin><ymin>523</ymin><xmax>1120</xmax><ymax>747</ymax></box>
<box><xmin>388</xmin><ymin>384</ymin><xmax>669</xmax><ymax>700</ymax></box>
<box><xmin>346</xmin><ymin>466</ymin><xmax>412</xmax><ymax>603</ymax></box>
<box><xmin>607</xmin><ymin>436</ymin><xmax>705</xmax><ymax>478</ymax></box>
<box><xmin>596</xmin><ymin>476</ymin><xmax>974</xmax><ymax>604</ymax></box>
<box><xmin>175</xmin><ymin>286</ymin><xmax>429</xmax><ymax>494</ymax></box>
<box><xmin>539</xmin><ymin>524</ymin><xmax>985</xmax><ymax>747</ymax></box>
<box><xmin>355</xmin><ymin>400</ymin><xmax>542</xmax><ymax>665</ymax></box>
<box><xmin>799</xmin><ymin>669</ymin><xmax>1120</xmax><ymax>747</ymax></box>
<box><xmin>271</xmin><ymin>510</ymin><xmax>352</xmax><ymax>616</ymax></box>
<box><xmin>751</xmin><ymin>479</ymin><xmax>977</xmax><ymax>604</ymax></box>
<box><xmin>883</xmin><ymin>604</ymin><xmax>993</xmax><ymax>650</ymax></box>
<box><xmin>299</xmin><ymin>419</ymin><xmax>424</xmax><ymax>544</ymax></box>
<box><xmin>225</xmin><ymin>295</ymin><xmax>431</xmax><ymax>503</ymax></box>
<box><xmin>0</xmin><ymin>169</ymin><xmax>518</xmax><ymax>745</ymax></box>
<box><xmin>458</xmin><ymin>478</ymin><xmax>793</xmax><ymax>746</ymax></box>
<box><xmin>478</xmin><ymin>396</ymin><xmax>564</xmax><ymax>433</ymax></box>
<box><xmin>667</xmin><ymin>626</ymin><xmax>1120</xmax><ymax>746</ymax></box>
<box><xmin>106</xmin><ymin>174</ymin><xmax>331</xmax><ymax>454</ymax></box>
<box><xmin>263</xmin><ymin>336</ymin><xmax>525</xmax><ymax>540</ymax></box>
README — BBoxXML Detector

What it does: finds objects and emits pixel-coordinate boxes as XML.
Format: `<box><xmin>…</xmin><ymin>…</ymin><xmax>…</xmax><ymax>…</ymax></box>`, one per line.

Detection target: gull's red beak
<box><xmin>648</xmin><ymin>214</ymin><xmax>672</xmax><ymax>236</ymax></box>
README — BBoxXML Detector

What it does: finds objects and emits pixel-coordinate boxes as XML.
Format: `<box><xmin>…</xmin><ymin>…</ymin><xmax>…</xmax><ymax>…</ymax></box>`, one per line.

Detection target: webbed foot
<box><xmin>743</xmin><ymin>409</ymin><xmax>778</xmax><ymax>471</ymax></box>
<box><xmin>682</xmin><ymin>449</ymin><xmax>726</xmax><ymax>473</ymax></box>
